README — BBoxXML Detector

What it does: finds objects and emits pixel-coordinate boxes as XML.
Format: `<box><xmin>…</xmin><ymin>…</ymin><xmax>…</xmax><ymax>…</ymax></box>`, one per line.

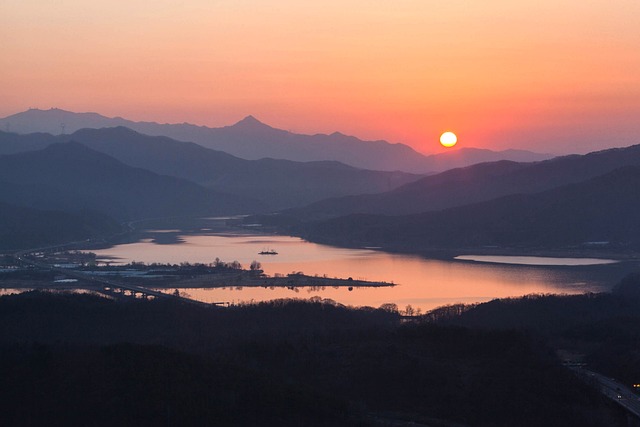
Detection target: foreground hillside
<box><xmin>0</xmin><ymin>291</ymin><xmax>627</xmax><ymax>427</ymax></box>
<box><xmin>432</xmin><ymin>273</ymin><xmax>640</xmax><ymax>390</ymax></box>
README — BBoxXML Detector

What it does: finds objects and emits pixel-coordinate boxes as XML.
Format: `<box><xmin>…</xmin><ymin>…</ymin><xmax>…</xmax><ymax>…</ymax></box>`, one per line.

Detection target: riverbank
<box><xmin>83</xmin><ymin>215</ymin><xmax>640</xmax><ymax>264</ymax></box>
<box><xmin>289</xmin><ymin>233</ymin><xmax>640</xmax><ymax>263</ymax></box>
<box><xmin>155</xmin><ymin>271</ymin><xmax>394</xmax><ymax>290</ymax></box>
<box><xmin>235</xmin><ymin>216</ymin><xmax>640</xmax><ymax>262</ymax></box>
<box><xmin>1</xmin><ymin>254</ymin><xmax>394</xmax><ymax>292</ymax></box>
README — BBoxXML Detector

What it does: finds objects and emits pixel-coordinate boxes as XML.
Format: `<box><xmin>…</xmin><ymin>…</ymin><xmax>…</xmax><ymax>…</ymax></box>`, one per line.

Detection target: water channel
<box><xmin>89</xmin><ymin>223</ymin><xmax>639</xmax><ymax>312</ymax></box>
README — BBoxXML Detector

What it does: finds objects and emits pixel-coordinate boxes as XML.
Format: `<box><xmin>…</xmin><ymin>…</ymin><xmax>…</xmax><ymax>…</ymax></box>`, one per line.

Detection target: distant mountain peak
<box><xmin>0</xmin><ymin>108</ymin><xmax>555</xmax><ymax>173</ymax></box>
<box><xmin>241</xmin><ymin>114</ymin><xmax>259</xmax><ymax>122</ymax></box>
<box><xmin>233</xmin><ymin>115</ymin><xmax>267</xmax><ymax>128</ymax></box>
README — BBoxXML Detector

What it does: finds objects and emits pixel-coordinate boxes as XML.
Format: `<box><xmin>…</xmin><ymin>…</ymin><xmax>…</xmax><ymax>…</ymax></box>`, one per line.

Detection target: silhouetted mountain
<box><xmin>298</xmin><ymin>166</ymin><xmax>640</xmax><ymax>251</ymax></box>
<box><xmin>0</xmin><ymin>202</ymin><xmax>121</xmax><ymax>250</ymax></box>
<box><xmin>422</xmin><ymin>146</ymin><xmax>552</xmax><ymax>172</ymax></box>
<box><xmin>0</xmin><ymin>143</ymin><xmax>261</xmax><ymax>221</ymax></box>
<box><xmin>0</xmin><ymin>108</ymin><xmax>552</xmax><ymax>173</ymax></box>
<box><xmin>287</xmin><ymin>143</ymin><xmax>640</xmax><ymax>219</ymax></box>
<box><xmin>0</xmin><ymin>131</ymin><xmax>55</xmax><ymax>154</ymax></box>
<box><xmin>0</xmin><ymin>128</ymin><xmax>420</xmax><ymax>210</ymax></box>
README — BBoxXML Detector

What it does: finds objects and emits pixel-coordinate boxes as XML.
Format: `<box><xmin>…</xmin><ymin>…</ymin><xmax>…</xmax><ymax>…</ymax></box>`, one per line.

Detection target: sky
<box><xmin>2</xmin><ymin>0</ymin><xmax>639</xmax><ymax>155</ymax></box>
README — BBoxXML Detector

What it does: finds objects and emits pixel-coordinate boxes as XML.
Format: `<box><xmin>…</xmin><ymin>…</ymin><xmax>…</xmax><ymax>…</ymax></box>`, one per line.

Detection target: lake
<box><xmin>91</xmin><ymin>225</ymin><xmax>638</xmax><ymax>312</ymax></box>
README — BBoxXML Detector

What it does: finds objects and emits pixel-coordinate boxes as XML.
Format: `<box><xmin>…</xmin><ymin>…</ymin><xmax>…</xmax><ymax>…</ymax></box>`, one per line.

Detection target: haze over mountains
<box><xmin>0</xmin><ymin>142</ymin><xmax>259</xmax><ymax>221</ymax></box>
<box><xmin>298</xmin><ymin>165</ymin><xmax>640</xmax><ymax>251</ymax></box>
<box><xmin>258</xmin><ymin>142</ymin><xmax>640</xmax><ymax>251</ymax></box>
<box><xmin>2</xmin><ymin>107</ymin><xmax>639</xmax><ymax>253</ymax></box>
<box><xmin>0</xmin><ymin>202</ymin><xmax>121</xmax><ymax>250</ymax></box>
<box><xmin>0</xmin><ymin>108</ymin><xmax>552</xmax><ymax>173</ymax></box>
<box><xmin>0</xmin><ymin>128</ymin><xmax>420</xmax><ymax>210</ymax></box>
<box><xmin>285</xmin><ymin>144</ymin><xmax>640</xmax><ymax>219</ymax></box>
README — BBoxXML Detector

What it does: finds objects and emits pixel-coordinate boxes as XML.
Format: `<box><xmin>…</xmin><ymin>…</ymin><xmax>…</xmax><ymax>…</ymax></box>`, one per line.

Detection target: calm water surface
<box><xmin>92</xmin><ymin>228</ymin><xmax>637</xmax><ymax>312</ymax></box>
<box><xmin>454</xmin><ymin>255</ymin><xmax>618</xmax><ymax>266</ymax></box>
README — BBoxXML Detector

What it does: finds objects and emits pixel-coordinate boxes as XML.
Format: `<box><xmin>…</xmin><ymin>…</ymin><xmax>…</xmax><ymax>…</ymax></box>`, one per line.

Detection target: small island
<box><xmin>258</xmin><ymin>249</ymin><xmax>278</xmax><ymax>255</ymax></box>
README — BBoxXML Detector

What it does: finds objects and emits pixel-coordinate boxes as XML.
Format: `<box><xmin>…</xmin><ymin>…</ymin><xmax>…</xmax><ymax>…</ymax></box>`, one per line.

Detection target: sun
<box><xmin>440</xmin><ymin>131</ymin><xmax>457</xmax><ymax>148</ymax></box>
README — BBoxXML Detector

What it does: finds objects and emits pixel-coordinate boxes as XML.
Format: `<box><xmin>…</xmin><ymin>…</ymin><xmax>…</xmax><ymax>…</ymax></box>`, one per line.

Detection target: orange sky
<box><xmin>2</xmin><ymin>0</ymin><xmax>639</xmax><ymax>154</ymax></box>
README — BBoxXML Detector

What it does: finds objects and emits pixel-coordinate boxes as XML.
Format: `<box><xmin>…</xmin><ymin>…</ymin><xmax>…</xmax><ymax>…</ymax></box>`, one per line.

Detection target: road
<box><xmin>572</xmin><ymin>368</ymin><xmax>640</xmax><ymax>418</ymax></box>
<box><xmin>13</xmin><ymin>249</ymin><xmax>221</xmax><ymax>307</ymax></box>
<box><xmin>56</xmin><ymin>268</ymin><xmax>214</xmax><ymax>307</ymax></box>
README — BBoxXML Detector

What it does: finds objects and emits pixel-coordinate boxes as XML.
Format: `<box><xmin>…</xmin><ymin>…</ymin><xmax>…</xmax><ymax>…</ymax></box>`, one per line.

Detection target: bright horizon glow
<box><xmin>2</xmin><ymin>1</ymin><xmax>640</xmax><ymax>155</ymax></box>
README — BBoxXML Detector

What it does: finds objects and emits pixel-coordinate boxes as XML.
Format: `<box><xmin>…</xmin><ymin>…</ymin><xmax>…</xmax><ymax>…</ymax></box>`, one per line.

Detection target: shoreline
<box><xmin>0</xmin><ymin>269</ymin><xmax>394</xmax><ymax>292</ymax></box>
<box><xmin>96</xmin><ymin>220</ymin><xmax>640</xmax><ymax>264</ymax></box>
<box><xmin>149</xmin><ymin>272</ymin><xmax>395</xmax><ymax>290</ymax></box>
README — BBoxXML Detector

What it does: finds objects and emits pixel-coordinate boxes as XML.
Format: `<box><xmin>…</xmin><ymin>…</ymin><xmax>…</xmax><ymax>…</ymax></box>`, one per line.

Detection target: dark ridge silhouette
<box><xmin>432</xmin><ymin>273</ymin><xmax>640</xmax><ymax>392</ymax></box>
<box><xmin>0</xmin><ymin>292</ymin><xmax>623</xmax><ymax>426</ymax></box>
<box><xmin>0</xmin><ymin>142</ymin><xmax>262</xmax><ymax>220</ymax></box>
<box><xmin>285</xmin><ymin>142</ymin><xmax>640</xmax><ymax>219</ymax></box>
<box><xmin>230</xmin><ymin>114</ymin><xmax>275</xmax><ymax>131</ymax></box>
<box><xmin>296</xmin><ymin>165</ymin><xmax>640</xmax><ymax>250</ymax></box>
<box><xmin>0</xmin><ymin>343</ymin><xmax>354</xmax><ymax>427</ymax></box>
<box><xmin>0</xmin><ymin>131</ymin><xmax>55</xmax><ymax>154</ymax></box>
<box><xmin>0</xmin><ymin>128</ymin><xmax>421</xmax><ymax>210</ymax></box>
<box><xmin>0</xmin><ymin>108</ymin><xmax>552</xmax><ymax>173</ymax></box>
<box><xmin>0</xmin><ymin>202</ymin><xmax>121</xmax><ymax>250</ymax></box>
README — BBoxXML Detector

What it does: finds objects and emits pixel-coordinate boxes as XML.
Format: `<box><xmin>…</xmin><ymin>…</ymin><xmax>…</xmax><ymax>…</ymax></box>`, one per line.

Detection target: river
<box><xmin>91</xmin><ymin>224</ymin><xmax>638</xmax><ymax>312</ymax></box>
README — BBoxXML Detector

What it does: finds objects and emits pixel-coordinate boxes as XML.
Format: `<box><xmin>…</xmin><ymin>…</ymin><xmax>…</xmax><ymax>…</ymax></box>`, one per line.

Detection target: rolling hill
<box><xmin>0</xmin><ymin>202</ymin><xmax>122</xmax><ymax>250</ymax></box>
<box><xmin>285</xmin><ymin>143</ymin><xmax>640</xmax><ymax>219</ymax></box>
<box><xmin>0</xmin><ymin>128</ymin><xmax>421</xmax><ymax>210</ymax></box>
<box><xmin>0</xmin><ymin>108</ymin><xmax>552</xmax><ymax>173</ymax></box>
<box><xmin>297</xmin><ymin>165</ymin><xmax>640</xmax><ymax>251</ymax></box>
<box><xmin>0</xmin><ymin>143</ymin><xmax>261</xmax><ymax>221</ymax></box>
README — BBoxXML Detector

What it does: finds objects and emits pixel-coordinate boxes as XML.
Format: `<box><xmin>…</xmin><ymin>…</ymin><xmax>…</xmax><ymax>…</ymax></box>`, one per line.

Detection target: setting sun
<box><xmin>440</xmin><ymin>132</ymin><xmax>458</xmax><ymax>148</ymax></box>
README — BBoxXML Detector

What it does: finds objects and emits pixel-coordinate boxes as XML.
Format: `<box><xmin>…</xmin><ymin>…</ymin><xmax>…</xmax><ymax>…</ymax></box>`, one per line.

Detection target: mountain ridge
<box><xmin>297</xmin><ymin>165</ymin><xmax>640</xmax><ymax>251</ymax></box>
<box><xmin>0</xmin><ymin>127</ymin><xmax>422</xmax><ymax>210</ymax></box>
<box><xmin>284</xmin><ymin>142</ymin><xmax>640</xmax><ymax>219</ymax></box>
<box><xmin>0</xmin><ymin>201</ymin><xmax>121</xmax><ymax>250</ymax></box>
<box><xmin>0</xmin><ymin>142</ymin><xmax>262</xmax><ymax>221</ymax></box>
<box><xmin>0</xmin><ymin>108</ymin><xmax>553</xmax><ymax>173</ymax></box>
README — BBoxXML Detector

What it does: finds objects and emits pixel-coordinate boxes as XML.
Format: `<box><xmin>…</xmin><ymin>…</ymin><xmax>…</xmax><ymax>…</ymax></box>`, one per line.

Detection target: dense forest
<box><xmin>2</xmin><ymin>278</ymin><xmax>639</xmax><ymax>426</ymax></box>
<box><xmin>0</xmin><ymin>202</ymin><xmax>122</xmax><ymax>251</ymax></box>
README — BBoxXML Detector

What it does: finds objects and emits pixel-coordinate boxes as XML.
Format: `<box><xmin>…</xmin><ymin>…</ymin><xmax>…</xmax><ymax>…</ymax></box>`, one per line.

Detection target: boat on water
<box><xmin>258</xmin><ymin>249</ymin><xmax>278</xmax><ymax>255</ymax></box>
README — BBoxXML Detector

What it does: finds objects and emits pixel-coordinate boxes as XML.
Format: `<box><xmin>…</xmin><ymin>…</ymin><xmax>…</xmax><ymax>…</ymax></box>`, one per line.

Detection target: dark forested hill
<box><xmin>0</xmin><ymin>293</ymin><xmax>623</xmax><ymax>426</ymax></box>
<box><xmin>0</xmin><ymin>128</ymin><xmax>421</xmax><ymax>210</ymax></box>
<box><xmin>0</xmin><ymin>131</ymin><xmax>55</xmax><ymax>154</ymax></box>
<box><xmin>66</xmin><ymin>127</ymin><xmax>421</xmax><ymax>210</ymax></box>
<box><xmin>0</xmin><ymin>202</ymin><xmax>121</xmax><ymax>250</ymax></box>
<box><xmin>0</xmin><ymin>142</ymin><xmax>261</xmax><ymax>221</ymax></box>
<box><xmin>297</xmin><ymin>166</ymin><xmax>640</xmax><ymax>251</ymax></box>
<box><xmin>430</xmin><ymin>274</ymin><xmax>640</xmax><ymax>394</ymax></box>
<box><xmin>286</xmin><ymin>143</ymin><xmax>640</xmax><ymax>220</ymax></box>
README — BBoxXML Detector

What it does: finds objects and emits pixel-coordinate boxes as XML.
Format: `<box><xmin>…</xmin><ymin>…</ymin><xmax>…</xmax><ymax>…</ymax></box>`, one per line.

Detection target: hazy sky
<box><xmin>2</xmin><ymin>0</ymin><xmax>639</xmax><ymax>154</ymax></box>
